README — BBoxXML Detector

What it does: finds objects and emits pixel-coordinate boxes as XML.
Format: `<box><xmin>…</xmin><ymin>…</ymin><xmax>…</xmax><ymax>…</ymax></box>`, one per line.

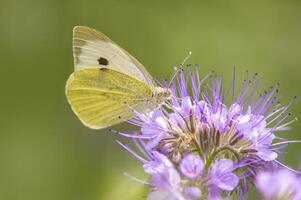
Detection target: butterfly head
<box><xmin>153</xmin><ymin>87</ymin><xmax>172</xmax><ymax>103</ymax></box>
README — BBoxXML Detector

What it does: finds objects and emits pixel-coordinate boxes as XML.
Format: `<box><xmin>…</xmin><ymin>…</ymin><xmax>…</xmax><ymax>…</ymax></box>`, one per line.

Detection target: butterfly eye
<box><xmin>98</xmin><ymin>57</ymin><xmax>109</xmax><ymax>66</ymax></box>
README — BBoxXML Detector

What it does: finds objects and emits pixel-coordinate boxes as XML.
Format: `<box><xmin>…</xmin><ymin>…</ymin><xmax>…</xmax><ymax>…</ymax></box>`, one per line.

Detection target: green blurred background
<box><xmin>1</xmin><ymin>0</ymin><xmax>301</xmax><ymax>199</ymax></box>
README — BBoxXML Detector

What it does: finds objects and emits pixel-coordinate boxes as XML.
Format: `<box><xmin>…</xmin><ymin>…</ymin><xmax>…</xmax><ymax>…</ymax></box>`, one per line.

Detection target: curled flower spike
<box><xmin>113</xmin><ymin>65</ymin><xmax>300</xmax><ymax>199</ymax></box>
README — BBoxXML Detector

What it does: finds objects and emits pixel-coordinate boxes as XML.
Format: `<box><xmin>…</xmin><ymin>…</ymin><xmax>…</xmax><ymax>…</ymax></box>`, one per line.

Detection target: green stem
<box><xmin>205</xmin><ymin>146</ymin><xmax>240</xmax><ymax>169</ymax></box>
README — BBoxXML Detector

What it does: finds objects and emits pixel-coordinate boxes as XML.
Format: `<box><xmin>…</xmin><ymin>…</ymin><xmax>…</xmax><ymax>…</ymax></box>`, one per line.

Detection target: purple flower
<box><xmin>144</xmin><ymin>151</ymin><xmax>180</xmax><ymax>190</ymax></box>
<box><xmin>208</xmin><ymin>159</ymin><xmax>239</xmax><ymax>191</ymax></box>
<box><xmin>147</xmin><ymin>190</ymin><xmax>184</xmax><ymax>200</ymax></box>
<box><xmin>141</xmin><ymin>111</ymin><xmax>168</xmax><ymax>150</ymax></box>
<box><xmin>255</xmin><ymin>169</ymin><xmax>301</xmax><ymax>200</ymax></box>
<box><xmin>179</xmin><ymin>153</ymin><xmax>204</xmax><ymax>179</ymax></box>
<box><xmin>113</xmin><ymin>65</ymin><xmax>300</xmax><ymax>199</ymax></box>
<box><xmin>184</xmin><ymin>187</ymin><xmax>202</xmax><ymax>200</ymax></box>
<box><xmin>207</xmin><ymin>186</ymin><xmax>225</xmax><ymax>200</ymax></box>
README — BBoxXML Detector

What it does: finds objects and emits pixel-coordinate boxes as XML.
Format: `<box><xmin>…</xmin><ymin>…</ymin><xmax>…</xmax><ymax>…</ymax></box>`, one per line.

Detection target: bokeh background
<box><xmin>1</xmin><ymin>0</ymin><xmax>301</xmax><ymax>199</ymax></box>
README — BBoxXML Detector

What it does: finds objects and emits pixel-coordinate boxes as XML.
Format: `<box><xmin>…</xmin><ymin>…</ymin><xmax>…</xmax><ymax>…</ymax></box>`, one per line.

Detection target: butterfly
<box><xmin>65</xmin><ymin>26</ymin><xmax>172</xmax><ymax>129</ymax></box>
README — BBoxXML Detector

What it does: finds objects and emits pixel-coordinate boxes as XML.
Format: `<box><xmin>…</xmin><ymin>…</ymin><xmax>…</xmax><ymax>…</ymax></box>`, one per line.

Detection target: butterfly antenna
<box><xmin>167</xmin><ymin>51</ymin><xmax>192</xmax><ymax>89</ymax></box>
<box><xmin>167</xmin><ymin>66</ymin><xmax>180</xmax><ymax>88</ymax></box>
<box><xmin>181</xmin><ymin>51</ymin><xmax>192</xmax><ymax>66</ymax></box>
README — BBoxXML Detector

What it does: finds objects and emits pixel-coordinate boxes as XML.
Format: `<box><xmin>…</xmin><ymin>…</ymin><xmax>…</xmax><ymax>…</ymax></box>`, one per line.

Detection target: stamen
<box><xmin>109</xmin><ymin>129</ymin><xmax>155</xmax><ymax>139</ymax></box>
<box><xmin>133</xmin><ymin>139</ymin><xmax>150</xmax><ymax>159</ymax></box>
<box><xmin>274</xmin><ymin>160</ymin><xmax>301</xmax><ymax>174</ymax></box>
<box><xmin>272</xmin><ymin>140</ymin><xmax>301</xmax><ymax>146</ymax></box>
<box><xmin>116</xmin><ymin>140</ymin><xmax>147</xmax><ymax>163</ymax></box>
<box><xmin>123</xmin><ymin>172</ymin><xmax>150</xmax><ymax>185</ymax></box>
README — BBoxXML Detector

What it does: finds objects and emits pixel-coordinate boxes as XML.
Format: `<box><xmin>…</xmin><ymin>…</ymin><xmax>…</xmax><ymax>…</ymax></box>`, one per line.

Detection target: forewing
<box><xmin>73</xmin><ymin>26</ymin><xmax>155</xmax><ymax>87</ymax></box>
<box><xmin>66</xmin><ymin>67</ymin><xmax>153</xmax><ymax>129</ymax></box>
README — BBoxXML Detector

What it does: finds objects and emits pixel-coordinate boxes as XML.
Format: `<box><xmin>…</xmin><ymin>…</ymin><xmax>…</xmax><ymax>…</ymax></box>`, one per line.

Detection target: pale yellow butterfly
<box><xmin>66</xmin><ymin>26</ymin><xmax>172</xmax><ymax>129</ymax></box>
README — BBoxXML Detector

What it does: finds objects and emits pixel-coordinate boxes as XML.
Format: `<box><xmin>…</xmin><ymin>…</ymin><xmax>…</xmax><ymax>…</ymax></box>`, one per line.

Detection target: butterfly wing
<box><xmin>73</xmin><ymin>26</ymin><xmax>155</xmax><ymax>88</ymax></box>
<box><xmin>66</xmin><ymin>67</ymin><xmax>153</xmax><ymax>129</ymax></box>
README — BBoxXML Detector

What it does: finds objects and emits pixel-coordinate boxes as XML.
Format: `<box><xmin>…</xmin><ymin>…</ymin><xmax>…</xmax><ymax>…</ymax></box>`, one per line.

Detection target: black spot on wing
<box><xmin>99</xmin><ymin>67</ymin><xmax>108</xmax><ymax>71</ymax></box>
<box><xmin>98</xmin><ymin>57</ymin><xmax>109</xmax><ymax>66</ymax></box>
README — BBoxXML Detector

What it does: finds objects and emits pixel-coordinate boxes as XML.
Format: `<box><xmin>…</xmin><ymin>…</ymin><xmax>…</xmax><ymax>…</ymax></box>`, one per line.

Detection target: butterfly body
<box><xmin>152</xmin><ymin>87</ymin><xmax>172</xmax><ymax>104</ymax></box>
<box><xmin>66</xmin><ymin>26</ymin><xmax>171</xmax><ymax>129</ymax></box>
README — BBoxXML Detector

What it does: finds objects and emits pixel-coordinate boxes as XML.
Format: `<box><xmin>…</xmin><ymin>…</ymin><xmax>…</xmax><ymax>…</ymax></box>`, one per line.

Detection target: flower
<box><xmin>113</xmin><ymin>65</ymin><xmax>300</xmax><ymax>199</ymax></box>
<box><xmin>143</xmin><ymin>151</ymin><xmax>181</xmax><ymax>190</ymax></box>
<box><xmin>179</xmin><ymin>154</ymin><xmax>204</xmax><ymax>179</ymax></box>
<box><xmin>183</xmin><ymin>187</ymin><xmax>202</xmax><ymax>200</ymax></box>
<box><xmin>255</xmin><ymin>169</ymin><xmax>301</xmax><ymax>200</ymax></box>
<box><xmin>207</xmin><ymin>159</ymin><xmax>239</xmax><ymax>191</ymax></box>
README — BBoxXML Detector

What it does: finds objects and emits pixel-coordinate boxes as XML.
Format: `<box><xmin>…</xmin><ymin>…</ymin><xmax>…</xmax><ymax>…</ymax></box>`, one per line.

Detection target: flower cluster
<box><xmin>114</xmin><ymin>66</ymin><xmax>300</xmax><ymax>199</ymax></box>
